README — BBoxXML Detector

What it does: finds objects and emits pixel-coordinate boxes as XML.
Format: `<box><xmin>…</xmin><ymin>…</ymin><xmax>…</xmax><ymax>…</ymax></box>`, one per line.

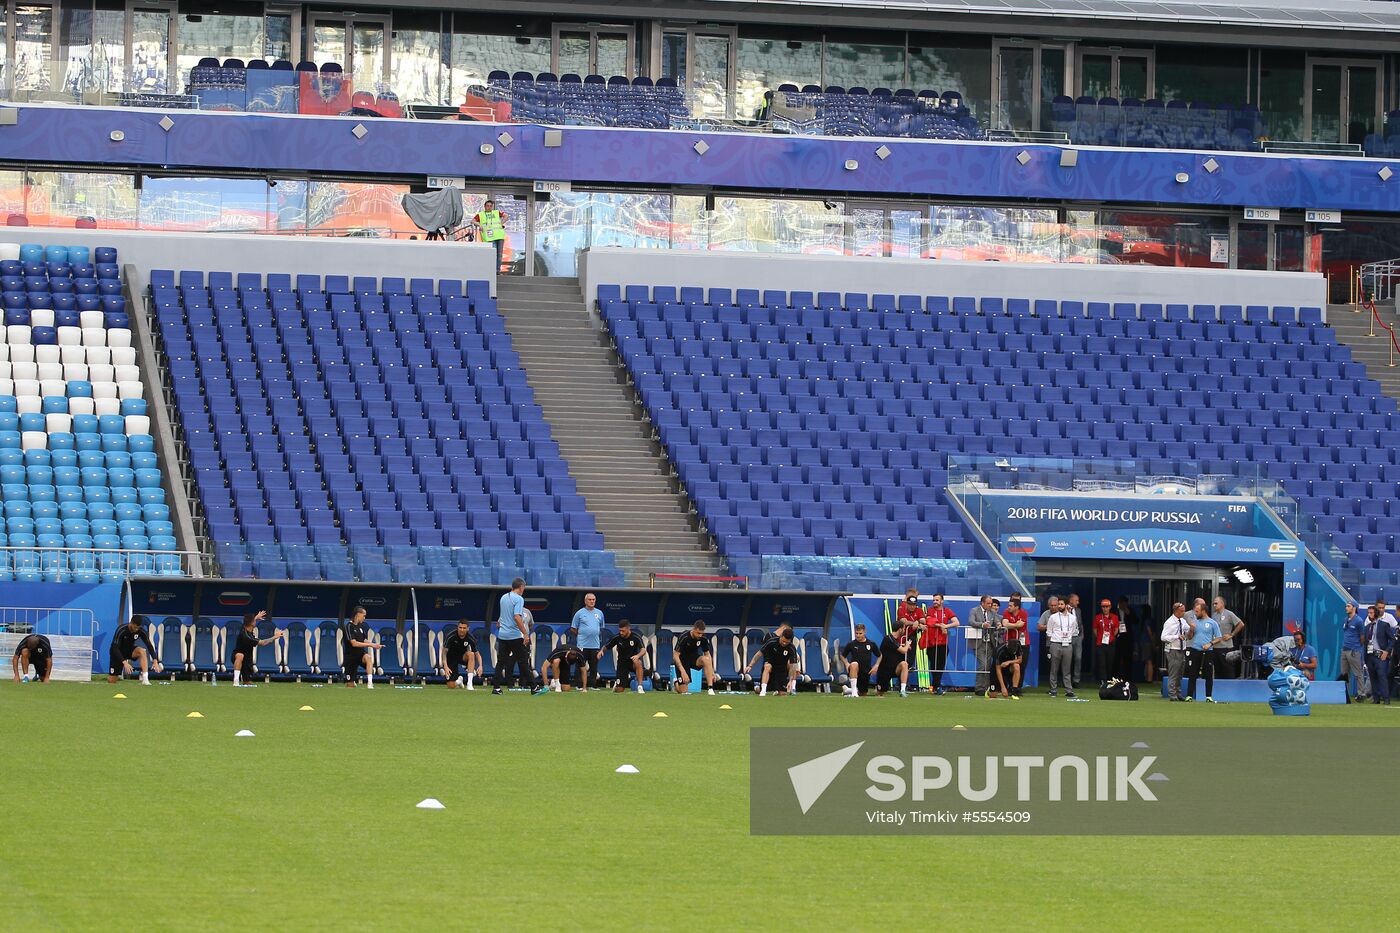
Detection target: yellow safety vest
<box><xmin>478</xmin><ymin>209</ymin><xmax>505</xmax><ymax>242</ymax></box>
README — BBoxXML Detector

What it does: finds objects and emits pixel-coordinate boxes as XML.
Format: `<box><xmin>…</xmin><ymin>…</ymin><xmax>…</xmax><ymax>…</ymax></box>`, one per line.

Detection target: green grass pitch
<box><xmin>2</xmin><ymin>680</ymin><xmax>1396</xmax><ymax>931</ymax></box>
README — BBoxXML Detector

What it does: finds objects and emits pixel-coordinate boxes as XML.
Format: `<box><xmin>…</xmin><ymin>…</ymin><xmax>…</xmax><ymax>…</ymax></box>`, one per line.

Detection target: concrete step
<box><xmin>497</xmin><ymin>278</ymin><xmax>721</xmax><ymax>574</ymax></box>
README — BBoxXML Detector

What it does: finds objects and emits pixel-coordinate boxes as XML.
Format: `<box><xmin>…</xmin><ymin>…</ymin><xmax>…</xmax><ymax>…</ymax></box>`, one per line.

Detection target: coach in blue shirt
<box><xmin>570</xmin><ymin>592</ymin><xmax>606</xmax><ymax>690</ymax></box>
<box><xmin>1184</xmin><ymin>599</ymin><xmax>1221</xmax><ymax>703</ymax></box>
<box><xmin>1340</xmin><ymin>602</ymin><xmax>1370</xmax><ymax>703</ymax></box>
<box><xmin>492</xmin><ymin>577</ymin><xmax>543</xmax><ymax>695</ymax></box>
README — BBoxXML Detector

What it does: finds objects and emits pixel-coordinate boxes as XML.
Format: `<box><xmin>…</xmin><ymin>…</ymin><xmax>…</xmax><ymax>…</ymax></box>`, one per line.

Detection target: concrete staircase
<box><xmin>495</xmin><ymin>276</ymin><xmax>729</xmax><ymax>587</ymax></box>
<box><xmin>1329</xmin><ymin>302</ymin><xmax>1400</xmax><ymax>401</ymax></box>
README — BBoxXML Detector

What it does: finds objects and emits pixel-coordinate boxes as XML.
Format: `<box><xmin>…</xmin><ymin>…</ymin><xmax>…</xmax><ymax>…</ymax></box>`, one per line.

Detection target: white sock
<box><xmin>759</xmin><ymin>683</ymin><xmax>767</xmax><ymax>696</ymax></box>
<box><xmin>233</xmin><ymin>670</ymin><xmax>241</xmax><ymax>685</ymax></box>
<box><xmin>636</xmin><ymin>684</ymin><xmax>644</xmax><ymax>693</ymax></box>
<box><xmin>366</xmin><ymin>671</ymin><xmax>374</xmax><ymax>687</ymax></box>
<box><xmin>900</xmin><ymin>685</ymin><xmax>907</xmax><ymax>696</ymax></box>
<box><xmin>786</xmin><ymin>680</ymin><xmax>796</xmax><ymax>693</ymax></box>
<box><xmin>455</xmin><ymin>676</ymin><xmax>464</xmax><ymax>687</ymax></box>
<box><xmin>466</xmin><ymin>672</ymin><xmax>475</xmax><ymax>688</ymax></box>
<box><xmin>140</xmin><ymin>672</ymin><xmax>150</xmax><ymax>684</ymax></box>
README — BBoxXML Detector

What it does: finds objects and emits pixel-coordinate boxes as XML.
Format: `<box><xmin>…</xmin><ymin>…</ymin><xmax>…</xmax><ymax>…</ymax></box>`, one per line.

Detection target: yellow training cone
<box><xmin>652</xmin><ymin>711</ymin><xmax>668</xmax><ymax>718</ymax></box>
<box><xmin>186</xmin><ymin>711</ymin><xmax>204</xmax><ymax>718</ymax></box>
<box><xmin>299</xmin><ymin>705</ymin><xmax>315</xmax><ymax>711</ymax></box>
<box><xmin>952</xmin><ymin>724</ymin><xmax>967</xmax><ymax>731</ymax></box>
<box><xmin>112</xmin><ymin>693</ymin><xmax>127</xmax><ymax>699</ymax></box>
<box><xmin>719</xmin><ymin>704</ymin><xmax>733</xmax><ymax>710</ymax></box>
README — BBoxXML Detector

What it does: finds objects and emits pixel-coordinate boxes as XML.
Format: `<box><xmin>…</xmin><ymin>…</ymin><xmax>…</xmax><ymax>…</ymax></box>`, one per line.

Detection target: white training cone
<box><xmin>615</xmin><ymin>764</ymin><xmax>640</xmax><ymax>774</ymax></box>
<box><xmin>1131</xmin><ymin>741</ymin><xmax>1150</xmax><ymax>749</ymax></box>
<box><xmin>235</xmin><ymin>729</ymin><xmax>255</xmax><ymax>737</ymax></box>
<box><xmin>952</xmin><ymin>724</ymin><xmax>967</xmax><ymax>731</ymax></box>
<box><xmin>416</xmin><ymin>798</ymin><xmax>446</xmax><ymax>809</ymax></box>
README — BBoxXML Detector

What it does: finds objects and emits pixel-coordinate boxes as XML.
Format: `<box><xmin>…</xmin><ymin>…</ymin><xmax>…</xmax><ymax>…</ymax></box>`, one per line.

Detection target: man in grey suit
<box><xmin>969</xmin><ymin>594</ymin><xmax>999</xmax><ymax>694</ymax></box>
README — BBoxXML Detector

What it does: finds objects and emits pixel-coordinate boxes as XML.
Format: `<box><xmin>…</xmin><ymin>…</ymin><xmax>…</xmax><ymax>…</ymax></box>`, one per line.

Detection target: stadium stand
<box><xmin>596</xmin><ymin>285</ymin><xmax>1397</xmax><ymax>599</ymax></box>
<box><xmin>151</xmin><ymin>269</ymin><xmax>623</xmax><ymax>587</ymax></box>
<box><xmin>0</xmin><ymin>242</ymin><xmax>178</xmax><ymax>582</ymax></box>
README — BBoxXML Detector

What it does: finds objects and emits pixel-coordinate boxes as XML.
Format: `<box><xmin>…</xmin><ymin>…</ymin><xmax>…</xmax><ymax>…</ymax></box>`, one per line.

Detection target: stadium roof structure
<box><xmin>700</xmin><ymin>0</ymin><xmax>1400</xmax><ymax>30</ymax></box>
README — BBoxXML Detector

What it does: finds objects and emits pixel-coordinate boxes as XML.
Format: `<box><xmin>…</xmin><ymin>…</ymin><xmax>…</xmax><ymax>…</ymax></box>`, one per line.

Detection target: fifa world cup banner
<box><xmin>984</xmin><ymin>492</ymin><xmax>1263</xmax><ymax>537</ymax></box>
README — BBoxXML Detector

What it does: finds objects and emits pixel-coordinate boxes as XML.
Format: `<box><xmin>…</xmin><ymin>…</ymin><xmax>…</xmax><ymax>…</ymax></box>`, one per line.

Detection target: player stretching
<box><xmin>602</xmin><ymin>621</ymin><xmax>649</xmax><ymax>693</ymax></box>
<box><xmin>542</xmin><ymin>646</ymin><xmax>584</xmax><ymax>692</ymax></box>
<box><xmin>232</xmin><ymin>610</ymin><xmax>282</xmax><ymax>686</ymax></box>
<box><xmin>443</xmin><ymin>619</ymin><xmax>481</xmax><ymax>689</ymax></box>
<box><xmin>108</xmin><ymin>616</ymin><xmax>162</xmax><ymax>685</ymax></box>
<box><xmin>12</xmin><ymin>633</ymin><xmax>53</xmax><ymax>682</ymax></box>
<box><xmin>759</xmin><ymin>629</ymin><xmax>800</xmax><ymax>696</ymax></box>
<box><xmin>841</xmin><ymin>624</ymin><xmax>879</xmax><ymax>697</ymax></box>
<box><xmin>672</xmin><ymin>621</ymin><xmax>719</xmax><ymax>695</ymax></box>
<box><xmin>342</xmin><ymin>606</ymin><xmax>376</xmax><ymax>689</ymax></box>
<box><xmin>874</xmin><ymin>620</ymin><xmax>919</xmax><ymax>697</ymax></box>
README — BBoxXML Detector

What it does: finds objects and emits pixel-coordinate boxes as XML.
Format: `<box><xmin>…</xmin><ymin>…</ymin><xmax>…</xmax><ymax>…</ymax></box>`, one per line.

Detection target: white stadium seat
<box><xmin>57</xmin><ymin>327</ymin><xmax>81</xmax><ymax>346</ymax></box>
<box><xmin>80</xmin><ymin>327</ymin><xmax>106</xmax><ymax>347</ymax></box>
<box><xmin>10</xmin><ymin>361</ymin><xmax>36</xmax><ymax>381</ymax></box>
<box><xmin>114</xmin><ymin>364</ymin><xmax>139</xmax><ymax>383</ymax></box>
<box><xmin>0</xmin><ymin>243</ymin><xmax>19</xmax><ymax>261</ymax></box>
<box><xmin>91</xmin><ymin>382</ymin><xmax>117</xmax><ymax>400</ymax></box>
<box><xmin>125</xmin><ymin>415</ymin><xmax>151</xmax><ymax>436</ymax></box>
<box><xmin>34</xmin><ymin>345</ymin><xmax>60</xmax><ymax>365</ymax></box>
<box><xmin>60</xmin><ymin>344</ymin><xmax>85</xmax><ymax>363</ymax></box>
<box><xmin>93</xmin><ymin>397</ymin><xmax>121</xmax><ymax>417</ymax></box>
<box><xmin>68</xmin><ymin>397</ymin><xmax>94</xmax><ymax>416</ymax></box>
<box><xmin>109</xmin><ymin>346</ymin><xmax>137</xmax><ymax>367</ymax></box>
<box><xmin>86</xmin><ymin>347</ymin><xmax>111</xmax><ymax>366</ymax></box>
<box><xmin>87</xmin><ymin>363</ymin><xmax>115</xmax><ymax>383</ymax></box>
<box><xmin>8</xmin><ymin>344</ymin><xmax>34</xmax><ymax>364</ymax></box>
<box><xmin>0</xmin><ymin>361</ymin><xmax>8</xmax><ymax>379</ymax></box>
<box><xmin>20</xmin><ymin>430</ymin><xmax>47</xmax><ymax>451</ymax></box>
<box><xmin>79</xmin><ymin>311</ymin><xmax>103</xmax><ymax>329</ymax></box>
<box><xmin>117</xmin><ymin>380</ymin><xmax>143</xmax><ymax>400</ymax></box>
<box><xmin>15</xmin><ymin>396</ymin><xmax>40</xmax><ymax>414</ymax></box>
<box><xmin>29</xmin><ymin>309</ymin><xmax>54</xmax><ymax>328</ymax></box>
<box><xmin>62</xmin><ymin>363</ymin><xmax>89</xmax><ymax>381</ymax></box>
<box><xmin>7</xmin><ymin>324</ymin><xmax>31</xmax><ymax>344</ymax></box>
<box><xmin>107</xmin><ymin>328</ymin><xmax>133</xmax><ymax>349</ymax></box>
<box><xmin>39</xmin><ymin>378</ymin><xmax>65</xmax><ymax>397</ymax></box>
<box><xmin>36</xmin><ymin>362</ymin><xmax>62</xmax><ymax>381</ymax></box>
<box><xmin>0</xmin><ymin>344</ymin><xmax>7</xmax><ymax>362</ymax></box>
<box><xmin>45</xmin><ymin>413</ymin><xmax>71</xmax><ymax>434</ymax></box>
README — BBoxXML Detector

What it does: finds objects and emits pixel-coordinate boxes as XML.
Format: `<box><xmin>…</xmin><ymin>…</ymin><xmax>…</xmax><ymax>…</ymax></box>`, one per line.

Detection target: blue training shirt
<box><xmin>572</xmin><ymin>607</ymin><xmax>604</xmax><ymax>649</ymax></box>
<box><xmin>1342</xmin><ymin>615</ymin><xmax>1366</xmax><ymax>652</ymax></box>
<box><xmin>1189</xmin><ymin>617</ymin><xmax>1220</xmax><ymax>651</ymax></box>
<box><xmin>498</xmin><ymin>591</ymin><xmax>525</xmax><ymax>640</ymax></box>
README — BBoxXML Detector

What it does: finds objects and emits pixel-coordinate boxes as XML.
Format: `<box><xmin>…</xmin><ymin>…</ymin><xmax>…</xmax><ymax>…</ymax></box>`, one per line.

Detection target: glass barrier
<box><xmin>213</xmin><ymin>541</ymin><xmax>631</xmax><ymax>587</ymax></box>
<box><xmin>946</xmin><ymin>455</ymin><xmax>1359</xmax><ymax>596</ymax></box>
<box><xmin>0</xmin><ymin>545</ymin><xmax>205</xmax><ymax>581</ymax></box>
<box><xmin>1</xmin><ymin>59</ymin><xmax>1346</xmax><ymax>159</ymax></box>
<box><xmin>755</xmin><ymin>555</ymin><xmax>1030</xmax><ymax>596</ymax></box>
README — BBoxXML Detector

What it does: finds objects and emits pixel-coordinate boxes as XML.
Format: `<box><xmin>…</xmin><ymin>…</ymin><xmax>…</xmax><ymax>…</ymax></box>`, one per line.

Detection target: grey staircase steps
<box><xmin>1330</xmin><ymin>303</ymin><xmax>1400</xmax><ymax>400</ymax></box>
<box><xmin>496</xmin><ymin>276</ymin><xmax>729</xmax><ymax>587</ymax></box>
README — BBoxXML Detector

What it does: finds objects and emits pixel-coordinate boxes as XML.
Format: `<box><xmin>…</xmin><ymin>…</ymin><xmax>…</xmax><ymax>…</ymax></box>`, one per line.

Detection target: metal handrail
<box><xmin>0</xmin><ymin>545</ymin><xmax>203</xmax><ymax>576</ymax></box>
<box><xmin>1363</xmin><ymin>296</ymin><xmax>1400</xmax><ymax>367</ymax></box>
